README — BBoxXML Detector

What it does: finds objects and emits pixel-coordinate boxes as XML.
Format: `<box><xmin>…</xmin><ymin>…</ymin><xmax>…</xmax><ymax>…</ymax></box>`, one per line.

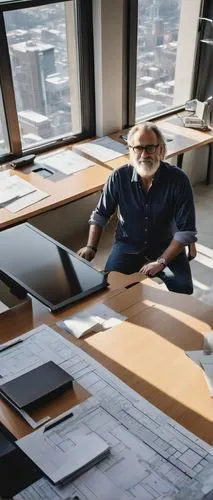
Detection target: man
<box><xmin>78</xmin><ymin>122</ymin><xmax>197</xmax><ymax>294</ymax></box>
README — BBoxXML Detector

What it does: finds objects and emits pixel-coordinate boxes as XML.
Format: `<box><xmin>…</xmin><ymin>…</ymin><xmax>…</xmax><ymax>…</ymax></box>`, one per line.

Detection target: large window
<box><xmin>135</xmin><ymin>0</ymin><xmax>182</xmax><ymax>121</ymax></box>
<box><xmin>0</xmin><ymin>0</ymin><xmax>94</xmax><ymax>161</ymax></box>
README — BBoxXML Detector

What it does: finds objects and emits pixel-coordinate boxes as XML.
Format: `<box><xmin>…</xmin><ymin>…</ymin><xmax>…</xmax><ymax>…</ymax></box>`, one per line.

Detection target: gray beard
<box><xmin>133</xmin><ymin>158</ymin><xmax>160</xmax><ymax>178</ymax></box>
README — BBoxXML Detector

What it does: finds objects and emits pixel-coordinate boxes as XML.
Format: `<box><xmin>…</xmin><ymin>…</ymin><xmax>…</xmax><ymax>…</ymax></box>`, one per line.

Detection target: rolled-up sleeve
<box><xmin>173</xmin><ymin>230</ymin><xmax>197</xmax><ymax>245</ymax></box>
<box><xmin>89</xmin><ymin>170</ymin><xmax>119</xmax><ymax>227</ymax></box>
<box><xmin>173</xmin><ymin>172</ymin><xmax>197</xmax><ymax>245</ymax></box>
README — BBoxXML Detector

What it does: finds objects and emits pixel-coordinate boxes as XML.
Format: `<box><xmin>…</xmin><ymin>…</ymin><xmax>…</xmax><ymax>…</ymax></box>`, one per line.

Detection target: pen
<box><xmin>44</xmin><ymin>410</ymin><xmax>73</xmax><ymax>432</ymax></box>
<box><xmin>0</xmin><ymin>338</ymin><xmax>23</xmax><ymax>353</ymax></box>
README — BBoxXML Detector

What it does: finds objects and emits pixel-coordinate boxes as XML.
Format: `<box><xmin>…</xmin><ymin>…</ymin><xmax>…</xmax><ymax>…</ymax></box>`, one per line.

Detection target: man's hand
<box><xmin>140</xmin><ymin>260</ymin><xmax>165</xmax><ymax>277</ymax></box>
<box><xmin>77</xmin><ymin>247</ymin><xmax>96</xmax><ymax>261</ymax></box>
<box><xmin>188</xmin><ymin>243</ymin><xmax>197</xmax><ymax>261</ymax></box>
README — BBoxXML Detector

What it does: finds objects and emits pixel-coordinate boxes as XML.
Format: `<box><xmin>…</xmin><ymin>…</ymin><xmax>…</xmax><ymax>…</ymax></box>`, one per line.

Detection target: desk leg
<box><xmin>177</xmin><ymin>153</ymin><xmax>184</xmax><ymax>169</ymax></box>
<box><xmin>206</xmin><ymin>144</ymin><xmax>212</xmax><ymax>185</ymax></box>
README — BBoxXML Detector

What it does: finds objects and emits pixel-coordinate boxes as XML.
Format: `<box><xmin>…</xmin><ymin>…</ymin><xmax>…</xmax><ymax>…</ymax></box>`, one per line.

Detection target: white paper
<box><xmin>186</xmin><ymin>341</ymin><xmax>213</xmax><ymax>396</ymax></box>
<box><xmin>74</xmin><ymin>136</ymin><xmax>128</xmax><ymax>162</ymax></box>
<box><xmin>5</xmin><ymin>189</ymin><xmax>49</xmax><ymax>212</ymax></box>
<box><xmin>0</xmin><ymin>170</ymin><xmax>10</xmax><ymax>179</ymax></box>
<box><xmin>35</xmin><ymin>150</ymin><xmax>94</xmax><ymax>175</ymax></box>
<box><xmin>203</xmin><ymin>331</ymin><xmax>213</xmax><ymax>354</ymax></box>
<box><xmin>58</xmin><ymin>303</ymin><xmax>127</xmax><ymax>338</ymax></box>
<box><xmin>0</xmin><ymin>175</ymin><xmax>36</xmax><ymax>204</ymax></box>
<box><xmin>199</xmin><ymin>353</ymin><xmax>213</xmax><ymax>366</ymax></box>
<box><xmin>0</xmin><ymin>300</ymin><xmax>9</xmax><ymax>314</ymax></box>
<box><xmin>185</xmin><ymin>350</ymin><xmax>203</xmax><ymax>366</ymax></box>
<box><xmin>200</xmin><ymin>364</ymin><xmax>213</xmax><ymax>396</ymax></box>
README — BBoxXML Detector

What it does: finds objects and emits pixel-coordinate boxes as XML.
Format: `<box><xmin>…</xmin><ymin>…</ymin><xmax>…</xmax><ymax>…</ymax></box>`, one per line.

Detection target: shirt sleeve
<box><xmin>173</xmin><ymin>172</ymin><xmax>197</xmax><ymax>245</ymax></box>
<box><xmin>89</xmin><ymin>170</ymin><xmax>119</xmax><ymax>227</ymax></box>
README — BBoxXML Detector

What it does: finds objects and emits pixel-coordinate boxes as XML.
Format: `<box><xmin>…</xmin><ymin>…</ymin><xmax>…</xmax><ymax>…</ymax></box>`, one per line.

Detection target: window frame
<box><xmin>127</xmin><ymin>0</ymin><xmax>202</xmax><ymax>127</ymax></box>
<box><xmin>0</xmin><ymin>0</ymin><xmax>95</xmax><ymax>163</ymax></box>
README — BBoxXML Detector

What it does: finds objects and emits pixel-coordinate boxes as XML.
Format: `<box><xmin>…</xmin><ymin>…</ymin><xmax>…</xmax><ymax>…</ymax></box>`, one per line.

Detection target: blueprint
<box><xmin>5</xmin><ymin>324</ymin><xmax>213</xmax><ymax>500</ymax></box>
<box><xmin>0</xmin><ymin>325</ymin><xmax>75</xmax><ymax>383</ymax></box>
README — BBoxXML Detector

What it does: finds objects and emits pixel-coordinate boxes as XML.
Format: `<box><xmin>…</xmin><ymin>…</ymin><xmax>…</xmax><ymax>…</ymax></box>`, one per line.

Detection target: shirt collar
<box><xmin>131</xmin><ymin>161</ymin><xmax>164</xmax><ymax>183</ymax></box>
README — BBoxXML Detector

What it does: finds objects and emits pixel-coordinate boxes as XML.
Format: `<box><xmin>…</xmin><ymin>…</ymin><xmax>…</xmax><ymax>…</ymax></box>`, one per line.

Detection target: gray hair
<box><xmin>127</xmin><ymin>122</ymin><xmax>167</xmax><ymax>159</ymax></box>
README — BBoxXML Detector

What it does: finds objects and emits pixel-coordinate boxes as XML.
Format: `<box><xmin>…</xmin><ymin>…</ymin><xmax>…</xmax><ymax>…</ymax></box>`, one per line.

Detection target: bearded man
<box><xmin>78</xmin><ymin>122</ymin><xmax>197</xmax><ymax>294</ymax></box>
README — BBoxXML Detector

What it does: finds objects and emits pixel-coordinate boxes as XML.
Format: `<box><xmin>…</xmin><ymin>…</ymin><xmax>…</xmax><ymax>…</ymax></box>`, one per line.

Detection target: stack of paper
<box><xmin>17</xmin><ymin>419</ymin><xmax>110</xmax><ymax>485</ymax></box>
<box><xmin>186</xmin><ymin>331</ymin><xmax>213</xmax><ymax>396</ymax></box>
<box><xmin>0</xmin><ymin>172</ymin><xmax>49</xmax><ymax>213</ymax></box>
<box><xmin>35</xmin><ymin>150</ymin><xmax>94</xmax><ymax>175</ymax></box>
<box><xmin>57</xmin><ymin>303</ymin><xmax>127</xmax><ymax>338</ymax></box>
<box><xmin>0</xmin><ymin>174</ymin><xmax>35</xmax><ymax>205</ymax></box>
<box><xmin>73</xmin><ymin>136</ymin><xmax>128</xmax><ymax>162</ymax></box>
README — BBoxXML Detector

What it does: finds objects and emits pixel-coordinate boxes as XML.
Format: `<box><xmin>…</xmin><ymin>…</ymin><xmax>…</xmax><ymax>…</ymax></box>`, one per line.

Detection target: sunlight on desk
<box><xmin>84</xmin><ymin>280</ymin><xmax>213</xmax><ymax>443</ymax></box>
<box><xmin>152</xmin><ymin>303</ymin><xmax>211</xmax><ymax>333</ymax></box>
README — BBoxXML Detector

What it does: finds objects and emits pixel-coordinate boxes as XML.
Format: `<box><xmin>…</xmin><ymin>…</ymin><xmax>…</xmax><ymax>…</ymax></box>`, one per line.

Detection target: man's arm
<box><xmin>78</xmin><ymin>224</ymin><xmax>103</xmax><ymax>261</ymax></box>
<box><xmin>141</xmin><ymin>171</ymin><xmax>197</xmax><ymax>277</ymax></box>
<box><xmin>140</xmin><ymin>239</ymin><xmax>184</xmax><ymax>276</ymax></box>
<box><xmin>78</xmin><ymin>170</ymin><xmax>119</xmax><ymax>261</ymax></box>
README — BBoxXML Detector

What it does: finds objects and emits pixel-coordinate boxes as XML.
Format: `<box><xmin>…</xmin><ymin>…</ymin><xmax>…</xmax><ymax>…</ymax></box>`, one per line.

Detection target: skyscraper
<box><xmin>10</xmin><ymin>40</ymin><xmax>56</xmax><ymax>116</ymax></box>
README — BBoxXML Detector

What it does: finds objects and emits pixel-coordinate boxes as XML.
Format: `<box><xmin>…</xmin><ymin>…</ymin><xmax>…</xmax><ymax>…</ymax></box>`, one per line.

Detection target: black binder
<box><xmin>0</xmin><ymin>361</ymin><xmax>73</xmax><ymax>411</ymax></box>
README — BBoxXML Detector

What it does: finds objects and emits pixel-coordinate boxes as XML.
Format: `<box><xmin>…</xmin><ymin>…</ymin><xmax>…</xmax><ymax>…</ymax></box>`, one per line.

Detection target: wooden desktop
<box><xmin>1</xmin><ymin>272</ymin><xmax>213</xmax><ymax>445</ymax></box>
<box><xmin>108</xmin><ymin>113</ymin><xmax>213</xmax><ymax>172</ymax></box>
<box><xmin>1</xmin><ymin>111</ymin><xmax>213</xmax><ymax>231</ymax></box>
<box><xmin>0</xmin><ymin>159</ymin><xmax>112</xmax><ymax>231</ymax></box>
<box><xmin>1</xmin><ymin>114</ymin><xmax>213</xmax><ymax>445</ymax></box>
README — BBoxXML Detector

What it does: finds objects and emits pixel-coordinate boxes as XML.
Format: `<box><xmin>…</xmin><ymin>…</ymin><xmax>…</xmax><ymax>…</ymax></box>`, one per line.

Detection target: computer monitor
<box><xmin>0</xmin><ymin>223</ymin><xmax>108</xmax><ymax>311</ymax></box>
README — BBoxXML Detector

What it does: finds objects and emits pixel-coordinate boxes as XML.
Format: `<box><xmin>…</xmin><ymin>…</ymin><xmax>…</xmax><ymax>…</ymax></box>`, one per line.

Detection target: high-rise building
<box><xmin>10</xmin><ymin>40</ymin><xmax>56</xmax><ymax>116</ymax></box>
<box><xmin>153</xmin><ymin>17</ymin><xmax>164</xmax><ymax>46</ymax></box>
<box><xmin>18</xmin><ymin>110</ymin><xmax>52</xmax><ymax>138</ymax></box>
<box><xmin>45</xmin><ymin>73</ymin><xmax>70</xmax><ymax>115</ymax></box>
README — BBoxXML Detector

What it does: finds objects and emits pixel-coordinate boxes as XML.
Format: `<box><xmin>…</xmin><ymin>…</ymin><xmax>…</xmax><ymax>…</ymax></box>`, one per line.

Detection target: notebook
<box><xmin>0</xmin><ymin>361</ymin><xmax>73</xmax><ymax>411</ymax></box>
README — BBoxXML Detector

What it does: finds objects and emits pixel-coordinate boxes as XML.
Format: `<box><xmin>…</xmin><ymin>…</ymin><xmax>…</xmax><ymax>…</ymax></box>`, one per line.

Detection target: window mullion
<box><xmin>0</xmin><ymin>12</ymin><xmax>21</xmax><ymax>156</ymax></box>
<box><xmin>76</xmin><ymin>0</ymin><xmax>95</xmax><ymax>136</ymax></box>
<box><xmin>127</xmin><ymin>0</ymin><xmax>138</xmax><ymax>127</ymax></box>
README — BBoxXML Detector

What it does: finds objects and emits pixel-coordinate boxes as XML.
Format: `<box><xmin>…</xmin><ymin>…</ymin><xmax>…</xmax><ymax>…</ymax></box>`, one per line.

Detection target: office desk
<box><xmin>108</xmin><ymin>116</ymin><xmax>213</xmax><ymax>174</ymax></box>
<box><xmin>1</xmin><ymin>113</ymin><xmax>212</xmax><ymax>230</ymax></box>
<box><xmin>0</xmin><ymin>161</ymin><xmax>112</xmax><ymax>231</ymax></box>
<box><xmin>1</xmin><ymin>273</ymin><xmax>213</xmax><ymax>444</ymax></box>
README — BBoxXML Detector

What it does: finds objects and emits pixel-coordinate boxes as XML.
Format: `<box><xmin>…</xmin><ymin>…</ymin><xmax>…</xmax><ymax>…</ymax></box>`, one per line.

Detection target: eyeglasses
<box><xmin>129</xmin><ymin>144</ymin><xmax>159</xmax><ymax>154</ymax></box>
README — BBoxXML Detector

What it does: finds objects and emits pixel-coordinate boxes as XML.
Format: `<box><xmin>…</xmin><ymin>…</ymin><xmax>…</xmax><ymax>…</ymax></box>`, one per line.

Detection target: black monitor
<box><xmin>0</xmin><ymin>223</ymin><xmax>108</xmax><ymax>311</ymax></box>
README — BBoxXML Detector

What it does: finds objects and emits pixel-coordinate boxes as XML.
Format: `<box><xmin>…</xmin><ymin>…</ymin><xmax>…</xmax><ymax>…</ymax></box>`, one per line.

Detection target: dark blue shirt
<box><xmin>89</xmin><ymin>162</ymin><xmax>197</xmax><ymax>254</ymax></box>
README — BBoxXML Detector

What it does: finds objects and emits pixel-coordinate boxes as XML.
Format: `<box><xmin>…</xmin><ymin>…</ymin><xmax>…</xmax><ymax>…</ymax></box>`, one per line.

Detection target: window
<box><xmin>0</xmin><ymin>0</ymin><xmax>95</xmax><ymax>161</ymax></box>
<box><xmin>135</xmin><ymin>0</ymin><xmax>182</xmax><ymax>121</ymax></box>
